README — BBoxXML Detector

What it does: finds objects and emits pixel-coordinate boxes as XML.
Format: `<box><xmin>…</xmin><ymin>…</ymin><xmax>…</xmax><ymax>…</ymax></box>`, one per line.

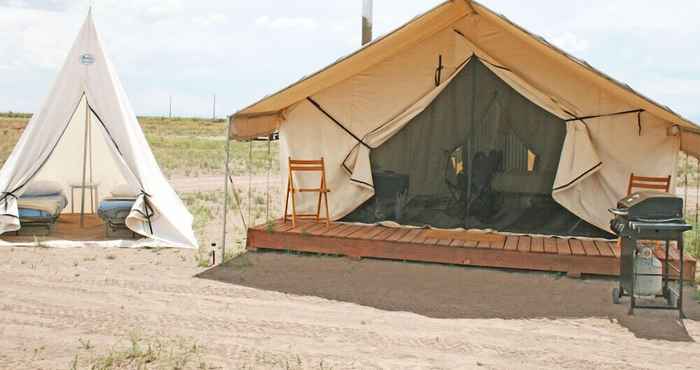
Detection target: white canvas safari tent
<box><xmin>229</xmin><ymin>0</ymin><xmax>700</xmax><ymax>237</ymax></box>
<box><xmin>0</xmin><ymin>12</ymin><xmax>197</xmax><ymax>248</ymax></box>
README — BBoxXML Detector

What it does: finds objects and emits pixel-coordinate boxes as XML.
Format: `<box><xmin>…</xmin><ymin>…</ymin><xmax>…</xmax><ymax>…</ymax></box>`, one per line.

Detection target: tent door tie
<box><xmin>637</xmin><ymin>111</ymin><xmax>643</xmax><ymax>136</ymax></box>
<box><xmin>564</xmin><ymin>108</ymin><xmax>644</xmax><ymax>122</ymax></box>
<box><xmin>0</xmin><ymin>191</ymin><xmax>18</xmax><ymax>213</ymax></box>
<box><xmin>434</xmin><ymin>54</ymin><xmax>444</xmax><ymax>86</ymax></box>
<box><xmin>136</xmin><ymin>190</ymin><xmax>154</xmax><ymax>235</ymax></box>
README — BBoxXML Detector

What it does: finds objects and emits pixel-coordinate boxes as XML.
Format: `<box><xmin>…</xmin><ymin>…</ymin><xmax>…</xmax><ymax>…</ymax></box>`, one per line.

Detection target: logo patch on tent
<box><xmin>80</xmin><ymin>53</ymin><xmax>95</xmax><ymax>65</ymax></box>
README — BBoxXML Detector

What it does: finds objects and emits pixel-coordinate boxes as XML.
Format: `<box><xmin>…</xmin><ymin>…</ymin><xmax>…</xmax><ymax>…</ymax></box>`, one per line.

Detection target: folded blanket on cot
<box><xmin>98</xmin><ymin>197</ymin><xmax>136</xmax><ymax>224</ymax></box>
<box><xmin>18</xmin><ymin>194</ymin><xmax>68</xmax><ymax>217</ymax></box>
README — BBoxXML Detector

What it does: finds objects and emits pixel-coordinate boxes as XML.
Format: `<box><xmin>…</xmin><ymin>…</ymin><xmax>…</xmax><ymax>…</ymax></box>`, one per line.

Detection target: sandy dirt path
<box><xmin>1</xmin><ymin>247</ymin><xmax>700</xmax><ymax>369</ymax></box>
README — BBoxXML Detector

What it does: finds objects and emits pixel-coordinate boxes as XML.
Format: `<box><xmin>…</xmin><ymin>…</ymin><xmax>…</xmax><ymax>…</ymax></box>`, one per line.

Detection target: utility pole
<box><xmin>168</xmin><ymin>96</ymin><xmax>172</xmax><ymax>118</ymax></box>
<box><xmin>362</xmin><ymin>0</ymin><xmax>373</xmax><ymax>45</ymax></box>
<box><xmin>212</xmin><ymin>94</ymin><xmax>216</xmax><ymax>121</ymax></box>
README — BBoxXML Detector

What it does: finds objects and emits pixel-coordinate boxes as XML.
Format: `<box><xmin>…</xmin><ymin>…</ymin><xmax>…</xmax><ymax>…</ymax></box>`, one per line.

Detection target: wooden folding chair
<box><xmin>627</xmin><ymin>173</ymin><xmax>671</xmax><ymax>195</ymax></box>
<box><xmin>284</xmin><ymin>157</ymin><xmax>331</xmax><ymax>227</ymax></box>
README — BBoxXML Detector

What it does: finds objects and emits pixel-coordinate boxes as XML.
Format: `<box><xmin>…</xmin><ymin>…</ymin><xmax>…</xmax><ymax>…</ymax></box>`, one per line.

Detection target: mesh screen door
<box><xmin>343</xmin><ymin>58</ymin><xmax>610</xmax><ymax>238</ymax></box>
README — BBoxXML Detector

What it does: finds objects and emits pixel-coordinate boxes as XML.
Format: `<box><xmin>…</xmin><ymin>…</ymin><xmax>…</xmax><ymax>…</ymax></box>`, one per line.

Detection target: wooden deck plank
<box><xmin>516</xmin><ymin>236</ymin><xmax>532</xmax><ymax>253</ymax></box>
<box><xmin>594</xmin><ymin>240</ymin><xmax>614</xmax><ymax>257</ymax></box>
<box><xmin>335</xmin><ymin>225</ymin><xmax>366</xmax><ymax>238</ymax></box>
<box><xmin>303</xmin><ymin>223</ymin><xmax>330</xmax><ymax>236</ymax></box>
<box><xmin>322</xmin><ymin>223</ymin><xmax>354</xmax><ymax>237</ymax></box>
<box><xmin>436</xmin><ymin>238</ymin><xmax>453</xmax><ymax>246</ymax></box>
<box><xmin>556</xmin><ymin>238</ymin><xmax>571</xmax><ymax>255</ymax></box>
<box><xmin>274</xmin><ymin>221</ymin><xmax>297</xmax><ymax>233</ymax></box>
<box><xmin>611</xmin><ymin>240</ymin><xmax>621</xmax><ymax>258</ymax></box>
<box><xmin>569</xmin><ymin>239</ymin><xmax>586</xmax><ymax>256</ymax></box>
<box><xmin>373</xmin><ymin>227</ymin><xmax>400</xmax><ymax>241</ymax></box>
<box><xmin>450</xmin><ymin>238</ymin><xmax>466</xmax><ymax>247</ymax></box>
<box><xmin>422</xmin><ymin>229</ymin><xmax>506</xmax><ymax>244</ymax></box>
<box><xmin>385</xmin><ymin>228</ymin><xmax>411</xmax><ymax>242</ymax></box>
<box><xmin>411</xmin><ymin>230</ymin><xmax>430</xmax><ymax>244</ymax></box>
<box><xmin>543</xmin><ymin>238</ymin><xmax>558</xmax><ymax>254</ymax></box>
<box><xmin>398</xmin><ymin>228</ymin><xmax>423</xmax><ymax>243</ymax></box>
<box><xmin>423</xmin><ymin>237</ymin><xmax>440</xmax><ymax>245</ymax></box>
<box><xmin>286</xmin><ymin>221</ymin><xmax>315</xmax><ymax>234</ymax></box>
<box><xmin>311</xmin><ymin>223</ymin><xmax>343</xmax><ymax>236</ymax></box>
<box><xmin>503</xmin><ymin>236</ymin><xmax>519</xmax><ymax>251</ymax></box>
<box><xmin>462</xmin><ymin>239</ymin><xmax>478</xmax><ymax>248</ymax></box>
<box><xmin>530</xmin><ymin>237</ymin><xmax>544</xmax><ymax>253</ymax></box>
<box><xmin>346</xmin><ymin>225</ymin><xmax>376</xmax><ymax>239</ymax></box>
<box><xmin>490</xmin><ymin>235</ymin><xmax>507</xmax><ymax>250</ymax></box>
<box><xmin>580</xmin><ymin>239</ymin><xmax>600</xmax><ymax>256</ymax></box>
<box><xmin>475</xmin><ymin>239</ymin><xmax>491</xmax><ymax>248</ymax></box>
<box><xmin>362</xmin><ymin>226</ymin><xmax>388</xmax><ymax>240</ymax></box>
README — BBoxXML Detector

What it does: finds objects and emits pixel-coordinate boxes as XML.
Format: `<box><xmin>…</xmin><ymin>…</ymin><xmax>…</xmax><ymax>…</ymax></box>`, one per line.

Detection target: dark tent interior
<box><xmin>343</xmin><ymin>57</ymin><xmax>612</xmax><ymax>238</ymax></box>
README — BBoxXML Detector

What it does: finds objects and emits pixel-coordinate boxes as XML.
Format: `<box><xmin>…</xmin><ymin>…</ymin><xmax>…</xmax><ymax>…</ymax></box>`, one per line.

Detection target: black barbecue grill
<box><xmin>609</xmin><ymin>191</ymin><xmax>692</xmax><ymax>318</ymax></box>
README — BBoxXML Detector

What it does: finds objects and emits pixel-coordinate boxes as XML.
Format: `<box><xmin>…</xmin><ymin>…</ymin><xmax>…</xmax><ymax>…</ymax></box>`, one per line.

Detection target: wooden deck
<box><xmin>247</xmin><ymin>219</ymin><xmax>697</xmax><ymax>281</ymax></box>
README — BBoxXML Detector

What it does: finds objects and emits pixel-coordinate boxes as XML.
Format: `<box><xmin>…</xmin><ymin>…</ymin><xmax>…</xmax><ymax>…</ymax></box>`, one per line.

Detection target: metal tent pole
<box><xmin>248</xmin><ymin>141</ymin><xmax>253</xmax><ymax>225</ymax></box>
<box><xmin>220</xmin><ymin>122</ymin><xmax>232</xmax><ymax>262</ymax></box>
<box><xmin>695</xmin><ymin>156</ymin><xmax>699</xmax><ymax>254</ymax></box>
<box><xmin>266</xmin><ymin>135</ymin><xmax>272</xmax><ymax>222</ymax></box>
<box><xmin>466</xmin><ymin>58</ymin><xmax>477</xmax><ymax>223</ymax></box>
<box><xmin>79</xmin><ymin>97</ymin><xmax>90</xmax><ymax>228</ymax></box>
<box><xmin>684</xmin><ymin>152</ymin><xmax>689</xmax><ymax>217</ymax></box>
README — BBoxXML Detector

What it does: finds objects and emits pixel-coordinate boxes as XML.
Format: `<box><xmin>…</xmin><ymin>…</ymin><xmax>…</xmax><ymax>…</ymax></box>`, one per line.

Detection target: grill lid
<box><xmin>610</xmin><ymin>191</ymin><xmax>683</xmax><ymax>222</ymax></box>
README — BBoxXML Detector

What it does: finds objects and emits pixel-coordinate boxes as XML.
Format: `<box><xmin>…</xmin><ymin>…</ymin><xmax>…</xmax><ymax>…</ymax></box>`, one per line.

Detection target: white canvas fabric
<box><xmin>0</xmin><ymin>12</ymin><xmax>197</xmax><ymax>248</ymax></box>
<box><xmin>233</xmin><ymin>0</ymin><xmax>696</xmax><ymax>234</ymax></box>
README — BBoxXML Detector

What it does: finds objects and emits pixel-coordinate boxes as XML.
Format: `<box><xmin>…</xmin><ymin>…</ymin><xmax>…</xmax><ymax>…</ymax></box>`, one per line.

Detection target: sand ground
<box><xmin>1</xmin><ymin>246</ymin><xmax>700</xmax><ymax>369</ymax></box>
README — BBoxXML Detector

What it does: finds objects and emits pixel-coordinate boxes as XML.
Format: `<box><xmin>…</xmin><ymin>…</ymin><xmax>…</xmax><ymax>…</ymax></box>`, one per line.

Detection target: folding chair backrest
<box><xmin>627</xmin><ymin>173</ymin><xmax>671</xmax><ymax>195</ymax></box>
<box><xmin>288</xmin><ymin>159</ymin><xmax>325</xmax><ymax>172</ymax></box>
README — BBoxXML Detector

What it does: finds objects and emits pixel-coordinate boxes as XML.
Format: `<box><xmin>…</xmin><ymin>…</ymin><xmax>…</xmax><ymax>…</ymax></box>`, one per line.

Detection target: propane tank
<box><xmin>634</xmin><ymin>245</ymin><xmax>662</xmax><ymax>297</ymax></box>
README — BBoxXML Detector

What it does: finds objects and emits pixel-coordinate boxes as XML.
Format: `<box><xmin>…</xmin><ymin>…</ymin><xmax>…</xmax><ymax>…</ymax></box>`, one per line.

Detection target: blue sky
<box><xmin>1</xmin><ymin>0</ymin><xmax>698</xmax><ymax>122</ymax></box>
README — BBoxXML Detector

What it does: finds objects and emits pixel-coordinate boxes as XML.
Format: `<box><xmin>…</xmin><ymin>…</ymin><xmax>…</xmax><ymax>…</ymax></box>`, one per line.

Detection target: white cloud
<box><xmin>193</xmin><ymin>13</ymin><xmax>227</xmax><ymax>27</ymax></box>
<box><xmin>255</xmin><ymin>16</ymin><xmax>318</xmax><ymax>31</ymax></box>
<box><xmin>0</xmin><ymin>0</ymin><xmax>73</xmax><ymax>11</ymax></box>
<box><xmin>546</xmin><ymin>32</ymin><xmax>590</xmax><ymax>54</ymax></box>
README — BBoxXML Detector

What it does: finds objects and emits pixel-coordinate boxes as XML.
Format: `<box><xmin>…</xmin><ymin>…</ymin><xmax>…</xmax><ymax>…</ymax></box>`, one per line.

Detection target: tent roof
<box><xmin>231</xmin><ymin>0</ymin><xmax>698</xmax><ymax>135</ymax></box>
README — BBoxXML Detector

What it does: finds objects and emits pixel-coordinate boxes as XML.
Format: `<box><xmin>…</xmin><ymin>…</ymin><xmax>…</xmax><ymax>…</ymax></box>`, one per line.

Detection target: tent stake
<box><xmin>79</xmin><ymin>97</ymin><xmax>90</xmax><ymax>228</ymax></box>
<box><xmin>220</xmin><ymin>122</ymin><xmax>232</xmax><ymax>262</ymax></box>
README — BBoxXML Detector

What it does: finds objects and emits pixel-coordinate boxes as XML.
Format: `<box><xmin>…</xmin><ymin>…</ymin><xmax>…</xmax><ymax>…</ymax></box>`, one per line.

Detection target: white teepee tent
<box><xmin>0</xmin><ymin>11</ymin><xmax>197</xmax><ymax>248</ymax></box>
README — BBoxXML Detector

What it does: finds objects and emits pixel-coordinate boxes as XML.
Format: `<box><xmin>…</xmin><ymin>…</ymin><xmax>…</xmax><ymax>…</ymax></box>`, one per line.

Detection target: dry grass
<box><xmin>0</xmin><ymin>113</ymin><xmax>279</xmax><ymax>178</ymax></box>
<box><xmin>69</xmin><ymin>332</ymin><xmax>211</xmax><ymax>370</ymax></box>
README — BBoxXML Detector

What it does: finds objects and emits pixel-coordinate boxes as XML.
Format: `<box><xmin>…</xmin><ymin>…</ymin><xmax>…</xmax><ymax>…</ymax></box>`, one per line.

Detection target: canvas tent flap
<box><xmin>0</xmin><ymin>13</ymin><xmax>197</xmax><ymax>248</ymax></box>
<box><xmin>229</xmin><ymin>112</ymin><xmax>285</xmax><ymax>140</ymax></box>
<box><xmin>553</xmin><ymin>113</ymin><xmax>680</xmax><ymax>232</ymax></box>
<box><xmin>552</xmin><ymin>121</ymin><xmax>601</xmax><ymax>192</ymax></box>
